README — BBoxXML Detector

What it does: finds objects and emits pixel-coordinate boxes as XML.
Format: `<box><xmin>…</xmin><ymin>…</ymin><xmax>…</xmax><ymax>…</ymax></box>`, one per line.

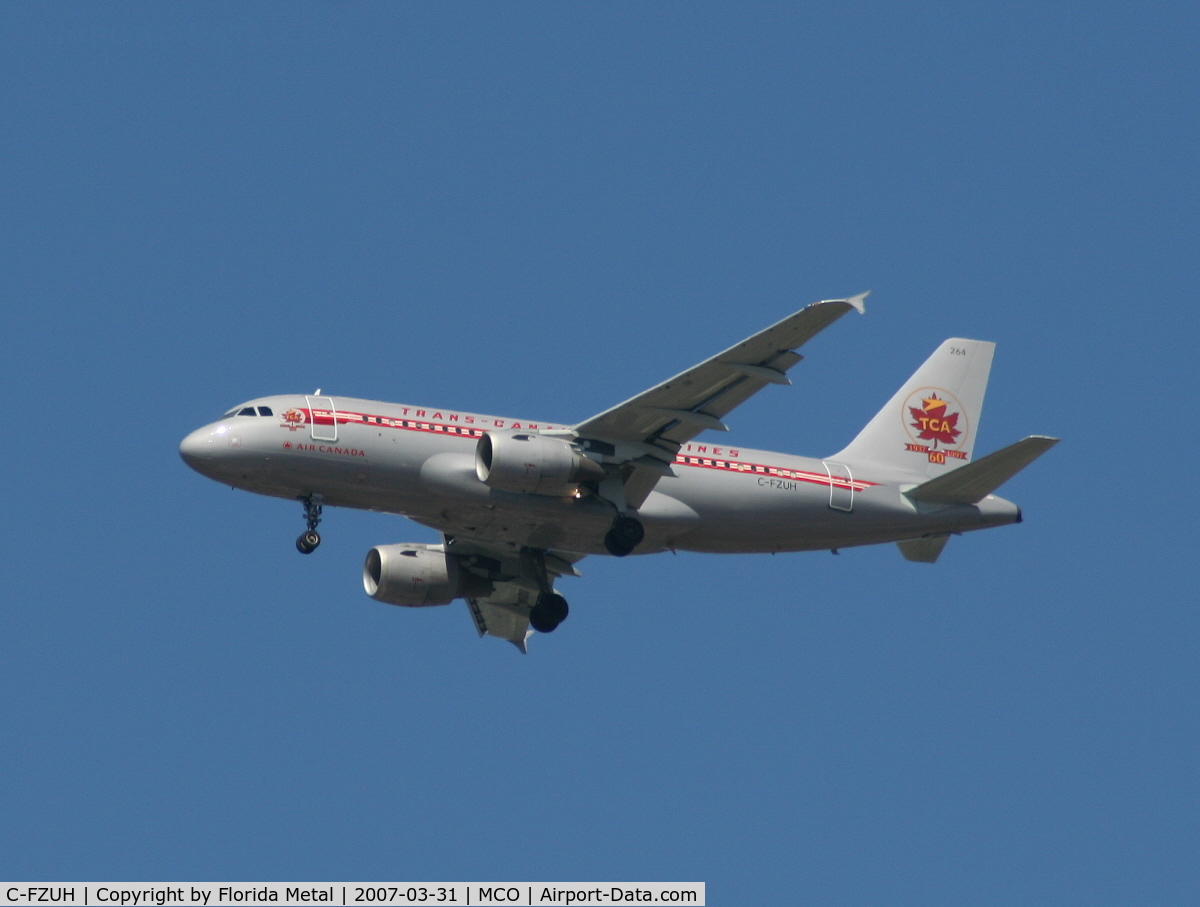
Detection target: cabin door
<box><xmin>823</xmin><ymin>461</ymin><xmax>854</xmax><ymax>512</ymax></box>
<box><xmin>305</xmin><ymin>395</ymin><xmax>338</xmax><ymax>442</ymax></box>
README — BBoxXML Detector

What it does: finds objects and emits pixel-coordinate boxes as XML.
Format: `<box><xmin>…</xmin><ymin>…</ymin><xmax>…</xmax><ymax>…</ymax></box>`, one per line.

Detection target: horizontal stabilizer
<box><xmin>905</xmin><ymin>436</ymin><xmax>1059</xmax><ymax>505</ymax></box>
<box><xmin>897</xmin><ymin>534</ymin><xmax>950</xmax><ymax>563</ymax></box>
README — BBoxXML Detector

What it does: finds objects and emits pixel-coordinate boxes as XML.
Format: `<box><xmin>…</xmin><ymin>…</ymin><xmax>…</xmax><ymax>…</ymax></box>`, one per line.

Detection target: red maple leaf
<box><xmin>909</xmin><ymin>395</ymin><xmax>961</xmax><ymax>447</ymax></box>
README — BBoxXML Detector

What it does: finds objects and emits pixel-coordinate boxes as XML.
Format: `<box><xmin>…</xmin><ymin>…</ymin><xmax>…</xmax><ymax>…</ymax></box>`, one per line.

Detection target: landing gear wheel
<box><xmin>530</xmin><ymin>592</ymin><xmax>569</xmax><ymax>633</ymax></box>
<box><xmin>604</xmin><ymin>515</ymin><xmax>645</xmax><ymax>557</ymax></box>
<box><xmin>296</xmin><ymin>530</ymin><xmax>321</xmax><ymax>554</ymax></box>
<box><xmin>296</xmin><ymin>493</ymin><xmax>324</xmax><ymax>554</ymax></box>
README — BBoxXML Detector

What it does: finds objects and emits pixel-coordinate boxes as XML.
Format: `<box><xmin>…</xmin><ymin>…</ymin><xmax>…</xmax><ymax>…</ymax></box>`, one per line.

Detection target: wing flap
<box><xmin>447</xmin><ymin>533</ymin><xmax>584</xmax><ymax>651</ymax></box>
<box><xmin>466</xmin><ymin>596</ymin><xmax>531</xmax><ymax>653</ymax></box>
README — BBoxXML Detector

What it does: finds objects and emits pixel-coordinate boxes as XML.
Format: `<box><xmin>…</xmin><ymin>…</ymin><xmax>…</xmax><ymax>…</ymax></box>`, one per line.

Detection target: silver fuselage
<box><xmin>179</xmin><ymin>394</ymin><xmax>1019</xmax><ymax>555</ymax></box>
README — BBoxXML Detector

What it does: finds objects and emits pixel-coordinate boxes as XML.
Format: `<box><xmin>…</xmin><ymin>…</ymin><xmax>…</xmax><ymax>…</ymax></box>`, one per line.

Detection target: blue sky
<box><xmin>2</xmin><ymin>3</ymin><xmax>1197</xmax><ymax>903</ymax></box>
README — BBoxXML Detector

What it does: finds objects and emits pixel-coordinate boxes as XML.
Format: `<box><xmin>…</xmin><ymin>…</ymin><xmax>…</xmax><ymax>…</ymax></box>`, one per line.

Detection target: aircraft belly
<box><xmin>662</xmin><ymin>469</ymin><xmax>841</xmax><ymax>552</ymax></box>
<box><xmin>659</xmin><ymin>467</ymin><xmax>1010</xmax><ymax>554</ymax></box>
<box><xmin>401</xmin><ymin>451</ymin><xmax>696</xmax><ymax>553</ymax></box>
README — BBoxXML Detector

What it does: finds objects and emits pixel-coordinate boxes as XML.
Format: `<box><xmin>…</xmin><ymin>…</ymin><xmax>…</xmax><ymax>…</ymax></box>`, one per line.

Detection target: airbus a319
<box><xmin>179</xmin><ymin>294</ymin><xmax>1057</xmax><ymax>651</ymax></box>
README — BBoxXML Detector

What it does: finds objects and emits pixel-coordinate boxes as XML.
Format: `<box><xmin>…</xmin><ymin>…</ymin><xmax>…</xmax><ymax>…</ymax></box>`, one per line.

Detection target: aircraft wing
<box><xmin>466</xmin><ymin>597</ymin><xmax>533</xmax><ymax>652</ymax></box>
<box><xmin>446</xmin><ymin>534</ymin><xmax>585</xmax><ymax>652</ymax></box>
<box><xmin>571</xmin><ymin>294</ymin><xmax>867</xmax><ymax>507</ymax></box>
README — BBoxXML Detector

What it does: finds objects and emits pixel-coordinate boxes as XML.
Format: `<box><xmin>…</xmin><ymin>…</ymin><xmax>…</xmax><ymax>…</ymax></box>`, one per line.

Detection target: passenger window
<box><xmin>238</xmin><ymin>407</ymin><xmax>257</xmax><ymax>416</ymax></box>
<box><xmin>257</xmin><ymin>406</ymin><xmax>273</xmax><ymax>416</ymax></box>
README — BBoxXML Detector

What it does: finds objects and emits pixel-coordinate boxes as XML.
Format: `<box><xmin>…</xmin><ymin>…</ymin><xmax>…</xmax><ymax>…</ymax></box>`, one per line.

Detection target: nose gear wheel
<box><xmin>296</xmin><ymin>493</ymin><xmax>324</xmax><ymax>554</ymax></box>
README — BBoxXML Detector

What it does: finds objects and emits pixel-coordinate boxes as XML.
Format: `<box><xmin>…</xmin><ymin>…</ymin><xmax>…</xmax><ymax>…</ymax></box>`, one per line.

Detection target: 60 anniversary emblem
<box><xmin>902</xmin><ymin>387</ymin><xmax>968</xmax><ymax>463</ymax></box>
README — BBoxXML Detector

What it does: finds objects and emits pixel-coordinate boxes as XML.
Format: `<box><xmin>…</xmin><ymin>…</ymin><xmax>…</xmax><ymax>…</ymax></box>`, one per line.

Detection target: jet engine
<box><xmin>363</xmin><ymin>543</ymin><xmax>492</xmax><ymax>607</ymax></box>
<box><xmin>475</xmin><ymin>430</ymin><xmax>604</xmax><ymax>496</ymax></box>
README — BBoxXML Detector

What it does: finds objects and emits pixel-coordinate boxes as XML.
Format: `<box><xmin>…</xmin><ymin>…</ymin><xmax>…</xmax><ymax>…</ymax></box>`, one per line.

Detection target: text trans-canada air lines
<box><xmin>180</xmin><ymin>292</ymin><xmax>1058</xmax><ymax>652</ymax></box>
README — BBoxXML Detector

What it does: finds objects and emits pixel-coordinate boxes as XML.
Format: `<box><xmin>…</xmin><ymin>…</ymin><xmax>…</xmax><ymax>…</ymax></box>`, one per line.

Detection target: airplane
<box><xmin>179</xmin><ymin>293</ymin><xmax>1057</xmax><ymax>651</ymax></box>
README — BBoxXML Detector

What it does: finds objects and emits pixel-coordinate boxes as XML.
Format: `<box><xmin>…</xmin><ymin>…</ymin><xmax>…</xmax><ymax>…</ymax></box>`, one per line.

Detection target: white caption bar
<box><xmin>0</xmin><ymin>885</ymin><xmax>704</xmax><ymax>907</ymax></box>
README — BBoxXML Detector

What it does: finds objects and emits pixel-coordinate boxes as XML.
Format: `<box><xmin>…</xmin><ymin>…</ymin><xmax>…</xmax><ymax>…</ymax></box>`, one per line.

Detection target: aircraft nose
<box><xmin>179</xmin><ymin>426</ymin><xmax>217</xmax><ymax>469</ymax></box>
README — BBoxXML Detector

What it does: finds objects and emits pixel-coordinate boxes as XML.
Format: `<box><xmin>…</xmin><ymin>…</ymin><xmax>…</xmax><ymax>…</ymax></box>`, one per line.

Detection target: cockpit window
<box><xmin>222</xmin><ymin>403</ymin><xmax>271</xmax><ymax>417</ymax></box>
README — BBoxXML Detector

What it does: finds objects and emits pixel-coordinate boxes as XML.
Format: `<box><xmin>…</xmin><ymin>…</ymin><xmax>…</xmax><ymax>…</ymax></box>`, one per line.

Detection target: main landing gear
<box><xmin>524</xmin><ymin>547</ymin><xmax>570</xmax><ymax>634</ymax></box>
<box><xmin>529</xmin><ymin>592</ymin><xmax>569</xmax><ymax>634</ymax></box>
<box><xmin>604</xmin><ymin>515</ymin><xmax>644</xmax><ymax>558</ymax></box>
<box><xmin>296</xmin><ymin>493</ymin><xmax>323</xmax><ymax>554</ymax></box>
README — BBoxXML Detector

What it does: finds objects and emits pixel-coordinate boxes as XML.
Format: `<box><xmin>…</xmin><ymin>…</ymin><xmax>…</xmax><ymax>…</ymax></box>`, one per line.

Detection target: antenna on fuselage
<box><xmin>314</xmin><ymin>388</ymin><xmax>321</xmax><ymax>394</ymax></box>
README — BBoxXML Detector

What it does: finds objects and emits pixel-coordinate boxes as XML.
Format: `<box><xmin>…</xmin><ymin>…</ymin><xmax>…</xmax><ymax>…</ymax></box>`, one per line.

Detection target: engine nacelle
<box><xmin>475</xmin><ymin>430</ymin><xmax>604</xmax><ymax>496</ymax></box>
<box><xmin>363</xmin><ymin>544</ymin><xmax>491</xmax><ymax>607</ymax></box>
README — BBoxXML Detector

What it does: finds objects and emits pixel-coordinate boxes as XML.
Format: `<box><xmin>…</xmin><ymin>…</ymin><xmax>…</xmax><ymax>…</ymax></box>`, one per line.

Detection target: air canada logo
<box><xmin>280</xmin><ymin>408</ymin><xmax>307</xmax><ymax>431</ymax></box>
<box><xmin>902</xmin><ymin>388</ymin><xmax>968</xmax><ymax>464</ymax></box>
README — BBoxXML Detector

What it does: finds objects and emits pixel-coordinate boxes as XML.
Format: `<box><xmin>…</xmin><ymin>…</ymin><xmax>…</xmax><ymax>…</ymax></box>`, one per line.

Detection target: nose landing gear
<box><xmin>296</xmin><ymin>493</ymin><xmax>324</xmax><ymax>554</ymax></box>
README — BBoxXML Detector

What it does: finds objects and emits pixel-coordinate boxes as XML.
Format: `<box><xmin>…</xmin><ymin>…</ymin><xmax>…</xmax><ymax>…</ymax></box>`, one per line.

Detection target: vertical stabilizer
<box><xmin>897</xmin><ymin>534</ymin><xmax>950</xmax><ymax>563</ymax></box>
<box><xmin>831</xmin><ymin>338</ymin><xmax>995</xmax><ymax>480</ymax></box>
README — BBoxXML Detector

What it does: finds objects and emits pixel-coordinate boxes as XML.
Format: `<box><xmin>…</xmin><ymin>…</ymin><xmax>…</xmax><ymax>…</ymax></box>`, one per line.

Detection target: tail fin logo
<box><xmin>904</xmin><ymin>388</ymin><xmax>968</xmax><ymax>463</ymax></box>
<box><xmin>910</xmin><ymin>393</ymin><xmax>961</xmax><ymax>445</ymax></box>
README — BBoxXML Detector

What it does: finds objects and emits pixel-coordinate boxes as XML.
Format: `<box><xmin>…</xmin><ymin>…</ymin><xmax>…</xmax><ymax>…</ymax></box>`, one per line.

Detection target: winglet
<box><xmin>822</xmin><ymin>292</ymin><xmax>868</xmax><ymax>314</ymax></box>
<box><xmin>843</xmin><ymin>291</ymin><xmax>869</xmax><ymax>314</ymax></box>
